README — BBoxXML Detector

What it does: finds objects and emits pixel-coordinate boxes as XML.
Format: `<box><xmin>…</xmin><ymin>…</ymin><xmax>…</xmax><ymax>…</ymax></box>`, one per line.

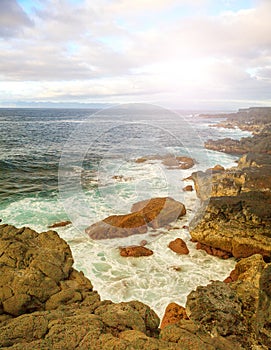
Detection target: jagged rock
<box><xmin>190</xmin><ymin>192</ymin><xmax>271</xmax><ymax>260</ymax></box>
<box><xmin>86</xmin><ymin>197</ymin><xmax>186</xmax><ymax>240</ymax></box>
<box><xmin>119</xmin><ymin>246</ymin><xmax>153</xmax><ymax>257</ymax></box>
<box><xmin>160</xmin><ymin>302</ymin><xmax>188</xmax><ymax>329</ymax></box>
<box><xmin>168</xmin><ymin>238</ymin><xmax>189</xmax><ymax>255</ymax></box>
<box><xmin>186</xmin><ymin>281</ymin><xmax>246</xmax><ymax>342</ymax></box>
<box><xmin>189</xmin><ymin>160</ymin><xmax>271</xmax><ymax>201</ymax></box>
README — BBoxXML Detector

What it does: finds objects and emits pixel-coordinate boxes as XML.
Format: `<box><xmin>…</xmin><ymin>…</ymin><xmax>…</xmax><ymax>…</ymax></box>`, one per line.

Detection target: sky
<box><xmin>0</xmin><ymin>0</ymin><xmax>271</xmax><ymax>109</ymax></box>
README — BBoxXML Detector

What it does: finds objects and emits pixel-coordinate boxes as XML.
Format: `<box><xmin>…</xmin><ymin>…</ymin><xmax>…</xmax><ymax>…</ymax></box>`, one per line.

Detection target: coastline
<box><xmin>1</xmin><ymin>108</ymin><xmax>271</xmax><ymax>348</ymax></box>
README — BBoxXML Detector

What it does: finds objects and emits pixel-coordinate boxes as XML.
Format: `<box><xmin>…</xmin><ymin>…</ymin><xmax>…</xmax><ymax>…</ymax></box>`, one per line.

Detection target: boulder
<box><xmin>160</xmin><ymin>302</ymin><xmax>188</xmax><ymax>329</ymax></box>
<box><xmin>168</xmin><ymin>238</ymin><xmax>189</xmax><ymax>255</ymax></box>
<box><xmin>119</xmin><ymin>246</ymin><xmax>153</xmax><ymax>257</ymax></box>
<box><xmin>86</xmin><ymin>197</ymin><xmax>186</xmax><ymax>240</ymax></box>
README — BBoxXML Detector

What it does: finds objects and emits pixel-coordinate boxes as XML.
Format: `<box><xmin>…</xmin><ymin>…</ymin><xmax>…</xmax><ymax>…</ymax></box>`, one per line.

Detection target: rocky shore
<box><xmin>1</xmin><ymin>223</ymin><xmax>271</xmax><ymax>349</ymax></box>
<box><xmin>1</xmin><ymin>108</ymin><xmax>271</xmax><ymax>349</ymax></box>
<box><xmin>203</xmin><ymin>107</ymin><xmax>271</xmax><ymax>154</ymax></box>
<box><xmin>189</xmin><ymin>109</ymin><xmax>271</xmax><ymax>262</ymax></box>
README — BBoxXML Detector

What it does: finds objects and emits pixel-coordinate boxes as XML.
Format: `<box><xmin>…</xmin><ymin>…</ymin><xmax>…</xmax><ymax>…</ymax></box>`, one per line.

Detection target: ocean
<box><xmin>0</xmin><ymin>104</ymin><xmax>252</xmax><ymax>319</ymax></box>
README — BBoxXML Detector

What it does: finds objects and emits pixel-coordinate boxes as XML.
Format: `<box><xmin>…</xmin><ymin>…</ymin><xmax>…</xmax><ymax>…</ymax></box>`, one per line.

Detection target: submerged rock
<box><xmin>86</xmin><ymin>197</ymin><xmax>186</xmax><ymax>240</ymax></box>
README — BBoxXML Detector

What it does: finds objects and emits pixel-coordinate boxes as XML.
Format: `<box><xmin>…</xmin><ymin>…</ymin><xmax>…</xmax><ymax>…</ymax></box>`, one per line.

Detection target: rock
<box><xmin>130</xmin><ymin>197</ymin><xmax>186</xmax><ymax>229</ymax></box>
<box><xmin>48</xmin><ymin>220</ymin><xmax>72</xmax><ymax>228</ymax></box>
<box><xmin>162</xmin><ymin>156</ymin><xmax>195</xmax><ymax>170</ymax></box>
<box><xmin>159</xmin><ymin>321</ymin><xmax>243</xmax><ymax>350</ymax></box>
<box><xmin>211</xmin><ymin>164</ymin><xmax>225</xmax><ymax>172</ymax></box>
<box><xmin>160</xmin><ymin>302</ymin><xmax>189</xmax><ymax>329</ymax></box>
<box><xmin>196</xmin><ymin>242</ymin><xmax>232</xmax><ymax>259</ymax></box>
<box><xmin>168</xmin><ymin>238</ymin><xmax>189</xmax><ymax>255</ymax></box>
<box><xmin>86</xmin><ymin>212</ymin><xmax>148</xmax><ymax>240</ymax></box>
<box><xmin>183</xmin><ymin>185</ymin><xmax>193</xmax><ymax>191</ymax></box>
<box><xmin>256</xmin><ymin>264</ymin><xmax>271</xmax><ymax>348</ymax></box>
<box><xmin>134</xmin><ymin>155</ymin><xmax>195</xmax><ymax>170</ymax></box>
<box><xmin>189</xmin><ymin>153</ymin><xmax>271</xmax><ymax>203</ymax></box>
<box><xmin>186</xmin><ymin>281</ymin><xmax>247</xmax><ymax>343</ymax></box>
<box><xmin>119</xmin><ymin>246</ymin><xmax>153</xmax><ymax>257</ymax></box>
<box><xmin>190</xmin><ymin>192</ymin><xmax>271</xmax><ymax>260</ymax></box>
<box><xmin>0</xmin><ymin>224</ymin><xmax>82</xmax><ymax>316</ymax></box>
<box><xmin>224</xmin><ymin>254</ymin><xmax>266</xmax><ymax>283</ymax></box>
<box><xmin>86</xmin><ymin>197</ymin><xmax>186</xmax><ymax>240</ymax></box>
<box><xmin>1</xmin><ymin>223</ymin><xmax>270</xmax><ymax>349</ymax></box>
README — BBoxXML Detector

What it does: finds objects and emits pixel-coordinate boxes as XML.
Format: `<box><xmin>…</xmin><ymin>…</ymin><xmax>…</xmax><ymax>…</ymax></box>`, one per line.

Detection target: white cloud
<box><xmin>0</xmin><ymin>0</ymin><xmax>33</xmax><ymax>37</ymax></box>
<box><xmin>0</xmin><ymin>0</ymin><xmax>271</xmax><ymax>108</ymax></box>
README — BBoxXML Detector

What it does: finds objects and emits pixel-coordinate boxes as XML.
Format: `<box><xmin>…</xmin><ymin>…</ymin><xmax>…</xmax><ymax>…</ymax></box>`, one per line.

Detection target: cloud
<box><xmin>0</xmin><ymin>0</ymin><xmax>271</xmax><ymax>108</ymax></box>
<box><xmin>0</xmin><ymin>0</ymin><xmax>33</xmax><ymax>37</ymax></box>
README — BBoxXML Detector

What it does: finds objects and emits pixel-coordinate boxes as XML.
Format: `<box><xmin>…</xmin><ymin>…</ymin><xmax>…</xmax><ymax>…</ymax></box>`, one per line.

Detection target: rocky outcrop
<box><xmin>204</xmin><ymin>107</ymin><xmax>271</xmax><ymax>155</ymax></box>
<box><xmin>168</xmin><ymin>238</ymin><xmax>189</xmax><ymax>255</ymax></box>
<box><xmin>119</xmin><ymin>246</ymin><xmax>153</xmax><ymax>257</ymax></box>
<box><xmin>189</xmin><ymin>151</ymin><xmax>271</xmax><ymax>260</ymax></box>
<box><xmin>1</xmin><ymin>224</ymin><xmax>271</xmax><ymax>349</ymax></box>
<box><xmin>86</xmin><ymin>197</ymin><xmax>186</xmax><ymax>240</ymax></box>
<box><xmin>189</xmin><ymin>153</ymin><xmax>271</xmax><ymax>201</ymax></box>
<box><xmin>190</xmin><ymin>191</ymin><xmax>271</xmax><ymax>260</ymax></box>
<box><xmin>160</xmin><ymin>303</ymin><xmax>188</xmax><ymax>329</ymax></box>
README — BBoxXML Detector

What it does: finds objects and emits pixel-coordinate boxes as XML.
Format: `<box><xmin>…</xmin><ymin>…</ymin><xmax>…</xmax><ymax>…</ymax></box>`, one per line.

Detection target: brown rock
<box><xmin>131</xmin><ymin>197</ymin><xmax>186</xmax><ymax>229</ymax></box>
<box><xmin>160</xmin><ymin>303</ymin><xmax>189</xmax><ymax>329</ymax></box>
<box><xmin>183</xmin><ymin>185</ymin><xmax>193</xmax><ymax>191</ymax></box>
<box><xmin>190</xmin><ymin>192</ymin><xmax>271</xmax><ymax>260</ymax></box>
<box><xmin>86</xmin><ymin>212</ymin><xmax>148</xmax><ymax>240</ymax></box>
<box><xmin>48</xmin><ymin>220</ymin><xmax>72</xmax><ymax>228</ymax></box>
<box><xmin>169</xmin><ymin>238</ymin><xmax>189</xmax><ymax>255</ymax></box>
<box><xmin>119</xmin><ymin>246</ymin><xmax>153</xmax><ymax>257</ymax></box>
<box><xmin>86</xmin><ymin>197</ymin><xmax>186</xmax><ymax>240</ymax></box>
